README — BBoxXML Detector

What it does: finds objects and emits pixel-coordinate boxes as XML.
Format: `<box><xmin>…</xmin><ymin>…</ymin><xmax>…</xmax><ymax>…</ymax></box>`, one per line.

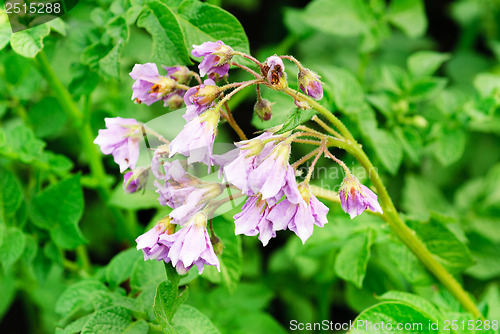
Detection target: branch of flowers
<box><xmin>231</xmin><ymin>62</ymin><xmax>262</xmax><ymax>79</ymax></box>
<box><xmin>345</xmin><ymin>143</ymin><xmax>482</xmax><ymax>319</ymax></box>
<box><xmin>279</xmin><ymin>55</ymin><xmax>302</xmax><ymax>68</ymax></box>
<box><xmin>293</xmin><ymin>138</ymin><xmax>323</xmax><ymax>145</ymax></box>
<box><xmin>223</xmin><ymin>102</ymin><xmax>247</xmax><ymax>140</ymax></box>
<box><xmin>233</xmin><ymin>51</ymin><xmax>265</xmax><ymax>72</ymax></box>
<box><xmin>292</xmin><ymin>147</ymin><xmax>322</xmax><ymax>169</ymax></box>
<box><xmin>33</xmin><ymin>51</ymin><xmax>134</xmax><ymax>243</ymax></box>
<box><xmin>296</xmin><ymin>124</ymin><xmax>327</xmax><ymax>137</ymax></box>
<box><xmin>304</xmin><ymin>144</ymin><xmax>325</xmax><ymax>183</ymax></box>
<box><xmin>144</xmin><ymin>127</ymin><xmax>170</xmax><ymax>144</ymax></box>
<box><xmin>282</xmin><ymin>87</ymin><xmax>356</xmax><ymax>143</ymax></box>
<box><xmin>218</xmin><ymin>79</ymin><xmax>264</xmax><ymax>104</ymax></box>
<box><xmin>311</xmin><ymin>115</ymin><xmax>343</xmax><ymax>139</ymax></box>
<box><xmin>189</xmin><ymin>71</ymin><xmax>203</xmax><ymax>85</ymax></box>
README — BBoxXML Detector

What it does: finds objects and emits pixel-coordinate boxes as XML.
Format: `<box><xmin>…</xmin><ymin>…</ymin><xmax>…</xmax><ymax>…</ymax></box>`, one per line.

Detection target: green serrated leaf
<box><xmin>29</xmin><ymin>175</ymin><xmax>86</xmax><ymax>249</ymax></box>
<box><xmin>407</xmin><ymin>51</ymin><xmax>450</xmax><ymax>78</ymax></box>
<box><xmin>173</xmin><ymin>305</ymin><xmax>221</xmax><ymax>334</ymax></box>
<box><xmin>81</xmin><ymin>306</ymin><xmax>132</xmax><ymax>334</ymax></box>
<box><xmin>334</xmin><ymin>229</ymin><xmax>374</xmax><ymax>288</ymax></box>
<box><xmin>130</xmin><ymin>258</ymin><xmax>165</xmax><ymax>292</ymax></box>
<box><xmin>55</xmin><ymin>279</ymin><xmax>109</xmax><ymax>316</ymax></box>
<box><xmin>378</xmin><ymin>291</ymin><xmax>445</xmax><ymax>321</ymax></box>
<box><xmin>2</xmin><ymin>123</ymin><xmax>46</xmax><ymax>163</ymax></box>
<box><xmin>383</xmin><ymin>240</ymin><xmax>434</xmax><ymax>285</ymax></box>
<box><xmin>137</xmin><ymin>1</ymin><xmax>192</xmax><ymax>66</ymax></box>
<box><xmin>0</xmin><ymin>17</ymin><xmax>11</xmax><ymax>51</ymax></box>
<box><xmin>387</xmin><ymin>0</ymin><xmax>427</xmax><ymax>38</ymax></box>
<box><xmin>275</xmin><ymin>109</ymin><xmax>302</xmax><ymax>134</ymax></box>
<box><xmin>9</xmin><ymin>24</ymin><xmax>51</xmax><ymax>58</ymax></box>
<box><xmin>99</xmin><ymin>42</ymin><xmax>122</xmax><ymax>79</ymax></box>
<box><xmin>393</xmin><ymin>126</ymin><xmax>422</xmax><ymax>164</ymax></box>
<box><xmin>409</xmin><ymin>77</ymin><xmax>447</xmax><ymax>102</ymax></box>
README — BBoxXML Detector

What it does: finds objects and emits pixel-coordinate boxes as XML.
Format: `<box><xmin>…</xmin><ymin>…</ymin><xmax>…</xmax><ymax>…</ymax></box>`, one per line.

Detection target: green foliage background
<box><xmin>0</xmin><ymin>0</ymin><xmax>500</xmax><ymax>333</ymax></box>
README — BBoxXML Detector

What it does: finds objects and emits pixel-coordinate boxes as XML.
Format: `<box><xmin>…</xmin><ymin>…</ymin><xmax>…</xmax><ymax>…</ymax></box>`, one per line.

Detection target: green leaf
<box><xmin>431</xmin><ymin>123</ymin><xmax>466</xmax><ymax>167</ymax></box>
<box><xmin>56</xmin><ymin>279</ymin><xmax>109</xmax><ymax>316</ymax></box>
<box><xmin>295</xmin><ymin>0</ymin><xmax>372</xmax><ymax>38</ymax></box>
<box><xmin>378</xmin><ymin>291</ymin><xmax>444</xmax><ymax>320</ymax></box>
<box><xmin>0</xmin><ymin>227</ymin><xmax>26</xmax><ymax>271</ymax></box>
<box><xmin>109</xmin><ymin>183</ymin><xmax>163</xmax><ymax>210</ymax></box>
<box><xmin>29</xmin><ymin>175</ymin><xmax>86</xmax><ymax>249</ymax></box>
<box><xmin>137</xmin><ymin>1</ymin><xmax>192</xmax><ymax>66</ymax></box>
<box><xmin>407</xmin><ymin>216</ymin><xmax>474</xmax><ymax>273</ymax></box>
<box><xmin>69</xmin><ymin>64</ymin><xmax>99</xmax><ymax>97</ymax></box>
<box><xmin>393</xmin><ymin>127</ymin><xmax>422</xmax><ymax>164</ymax></box>
<box><xmin>130</xmin><ymin>258</ymin><xmax>165</xmax><ymax>292</ymax></box>
<box><xmin>81</xmin><ymin>306</ymin><xmax>133</xmax><ymax>334</ymax></box>
<box><xmin>0</xmin><ymin>17</ymin><xmax>10</xmax><ymax>51</ymax></box>
<box><xmin>9</xmin><ymin>24</ymin><xmax>51</xmax><ymax>58</ymax></box>
<box><xmin>320</xmin><ymin>66</ymin><xmax>365</xmax><ymax>114</ymax></box>
<box><xmin>28</xmin><ymin>97</ymin><xmax>67</xmax><ymax>138</ymax></box>
<box><xmin>106</xmin><ymin>248</ymin><xmax>143</xmax><ymax>290</ymax></box>
<box><xmin>1</xmin><ymin>124</ymin><xmax>45</xmax><ymax>163</ymax></box>
<box><xmin>154</xmin><ymin>281</ymin><xmax>189</xmax><ymax>332</ymax></box>
<box><xmin>382</xmin><ymin>240</ymin><xmax>434</xmax><ymax>285</ymax></box>
<box><xmin>473</xmin><ymin>73</ymin><xmax>500</xmax><ymax>98</ymax></box>
<box><xmin>350</xmin><ymin>301</ymin><xmax>438</xmax><ymax>334</ymax></box>
<box><xmin>407</xmin><ymin>51</ymin><xmax>451</xmax><ymax>78</ymax></box>
<box><xmin>465</xmin><ymin>232</ymin><xmax>500</xmax><ymax>280</ymax></box>
<box><xmin>176</xmin><ymin>0</ymin><xmax>250</xmax><ymax>56</ymax></box>
<box><xmin>0</xmin><ymin>272</ymin><xmax>16</xmax><ymax>319</ymax></box>
<box><xmin>0</xmin><ymin>168</ymin><xmax>23</xmax><ymax>221</ymax></box>
<box><xmin>387</xmin><ymin>0</ymin><xmax>427</xmax><ymax>38</ymax></box>
<box><xmin>172</xmin><ymin>305</ymin><xmax>221</xmax><ymax>334</ymax></box>
<box><xmin>334</xmin><ymin>230</ymin><xmax>374</xmax><ymax>288</ymax></box>
<box><xmin>402</xmin><ymin>174</ymin><xmax>452</xmax><ymax>220</ymax></box>
<box><xmin>275</xmin><ymin>109</ymin><xmax>303</xmax><ymax>134</ymax></box>
<box><xmin>123</xmin><ymin>320</ymin><xmax>149</xmax><ymax>334</ymax></box>
<box><xmin>409</xmin><ymin>77</ymin><xmax>447</xmax><ymax>102</ymax></box>
<box><xmin>370</xmin><ymin>129</ymin><xmax>403</xmax><ymax>175</ymax></box>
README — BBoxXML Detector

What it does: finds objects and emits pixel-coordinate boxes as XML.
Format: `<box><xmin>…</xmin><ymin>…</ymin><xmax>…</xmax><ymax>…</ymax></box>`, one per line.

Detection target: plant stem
<box><xmin>287</xmin><ymin>79</ymin><xmax>482</xmax><ymax>318</ymax></box>
<box><xmin>223</xmin><ymin>102</ymin><xmax>247</xmax><ymax>140</ymax></box>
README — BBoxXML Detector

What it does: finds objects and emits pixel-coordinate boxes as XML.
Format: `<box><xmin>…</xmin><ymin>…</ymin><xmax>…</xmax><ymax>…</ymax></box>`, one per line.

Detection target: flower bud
<box><xmin>254</xmin><ymin>98</ymin><xmax>273</xmax><ymax>121</ymax></box>
<box><xmin>264</xmin><ymin>55</ymin><xmax>287</xmax><ymax>91</ymax></box>
<box><xmin>210</xmin><ymin>234</ymin><xmax>224</xmax><ymax>256</ymax></box>
<box><xmin>164</xmin><ymin>66</ymin><xmax>192</xmax><ymax>84</ymax></box>
<box><xmin>150</xmin><ymin>77</ymin><xmax>177</xmax><ymax>97</ymax></box>
<box><xmin>298</xmin><ymin>68</ymin><xmax>323</xmax><ymax>100</ymax></box>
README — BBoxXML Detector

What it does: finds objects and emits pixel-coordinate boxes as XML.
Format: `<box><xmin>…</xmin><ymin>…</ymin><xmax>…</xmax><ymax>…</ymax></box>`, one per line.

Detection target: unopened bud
<box><xmin>210</xmin><ymin>234</ymin><xmax>224</xmax><ymax>256</ymax></box>
<box><xmin>254</xmin><ymin>98</ymin><xmax>273</xmax><ymax>121</ymax></box>
<box><xmin>298</xmin><ymin>68</ymin><xmax>323</xmax><ymax>100</ymax></box>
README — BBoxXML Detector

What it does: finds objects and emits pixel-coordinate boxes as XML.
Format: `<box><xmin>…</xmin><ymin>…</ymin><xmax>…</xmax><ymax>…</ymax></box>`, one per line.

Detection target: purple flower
<box><xmin>159</xmin><ymin>213</ymin><xmax>220</xmax><ymax>274</ymax></box>
<box><xmin>264</xmin><ymin>55</ymin><xmax>287</xmax><ymax>90</ymax></box>
<box><xmin>338</xmin><ymin>174</ymin><xmax>383</xmax><ymax>219</ymax></box>
<box><xmin>248</xmin><ymin>141</ymin><xmax>292</xmax><ymax>200</ymax></box>
<box><xmin>94</xmin><ymin>117</ymin><xmax>141</xmax><ymax>172</ymax></box>
<box><xmin>267</xmin><ymin>183</ymin><xmax>328</xmax><ymax>244</ymax></box>
<box><xmin>129</xmin><ymin>63</ymin><xmax>177</xmax><ymax>106</ymax></box>
<box><xmin>136</xmin><ymin>217</ymin><xmax>176</xmax><ymax>261</ymax></box>
<box><xmin>163</xmin><ymin>65</ymin><xmax>192</xmax><ymax>83</ymax></box>
<box><xmin>154</xmin><ymin>160</ymin><xmax>223</xmax><ymax>223</ymax></box>
<box><xmin>219</xmin><ymin>133</ymin><xmax>275</xmax><ymax>195</ymax></box>
<box><xmin>233</xmin><ymin>195</ymin><xmax>279</xmax><ymax>246</ymax></box>
<box><xmin>183</xmin><ymin>79</ymin><xmax>220</xmax><ymax>122</ymax></box>
<box><xmin>192</xmin><ymin>41</ymin><xmax>234</xmax><ymax>80</ymax></box>
<box><xmin>123</xmin><ymin>167</ymin><xmax>148</xmax><ymax>193</ymax></box>
<box><xmin>298</xmin><ymin>68</ymin><xmax>323</xmax><ymax>100</ymax></box>
<box><xmin>169</xmin><ymin>108</ymin><xmax>219</xmax><ymax>166</ymax></box>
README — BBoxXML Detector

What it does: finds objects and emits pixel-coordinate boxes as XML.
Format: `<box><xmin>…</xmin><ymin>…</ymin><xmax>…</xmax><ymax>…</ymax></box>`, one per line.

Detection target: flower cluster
<box><xmin>95</xmin><ymin>39</ymin><xmax>383</xmax><ymax>276</ymax></box>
